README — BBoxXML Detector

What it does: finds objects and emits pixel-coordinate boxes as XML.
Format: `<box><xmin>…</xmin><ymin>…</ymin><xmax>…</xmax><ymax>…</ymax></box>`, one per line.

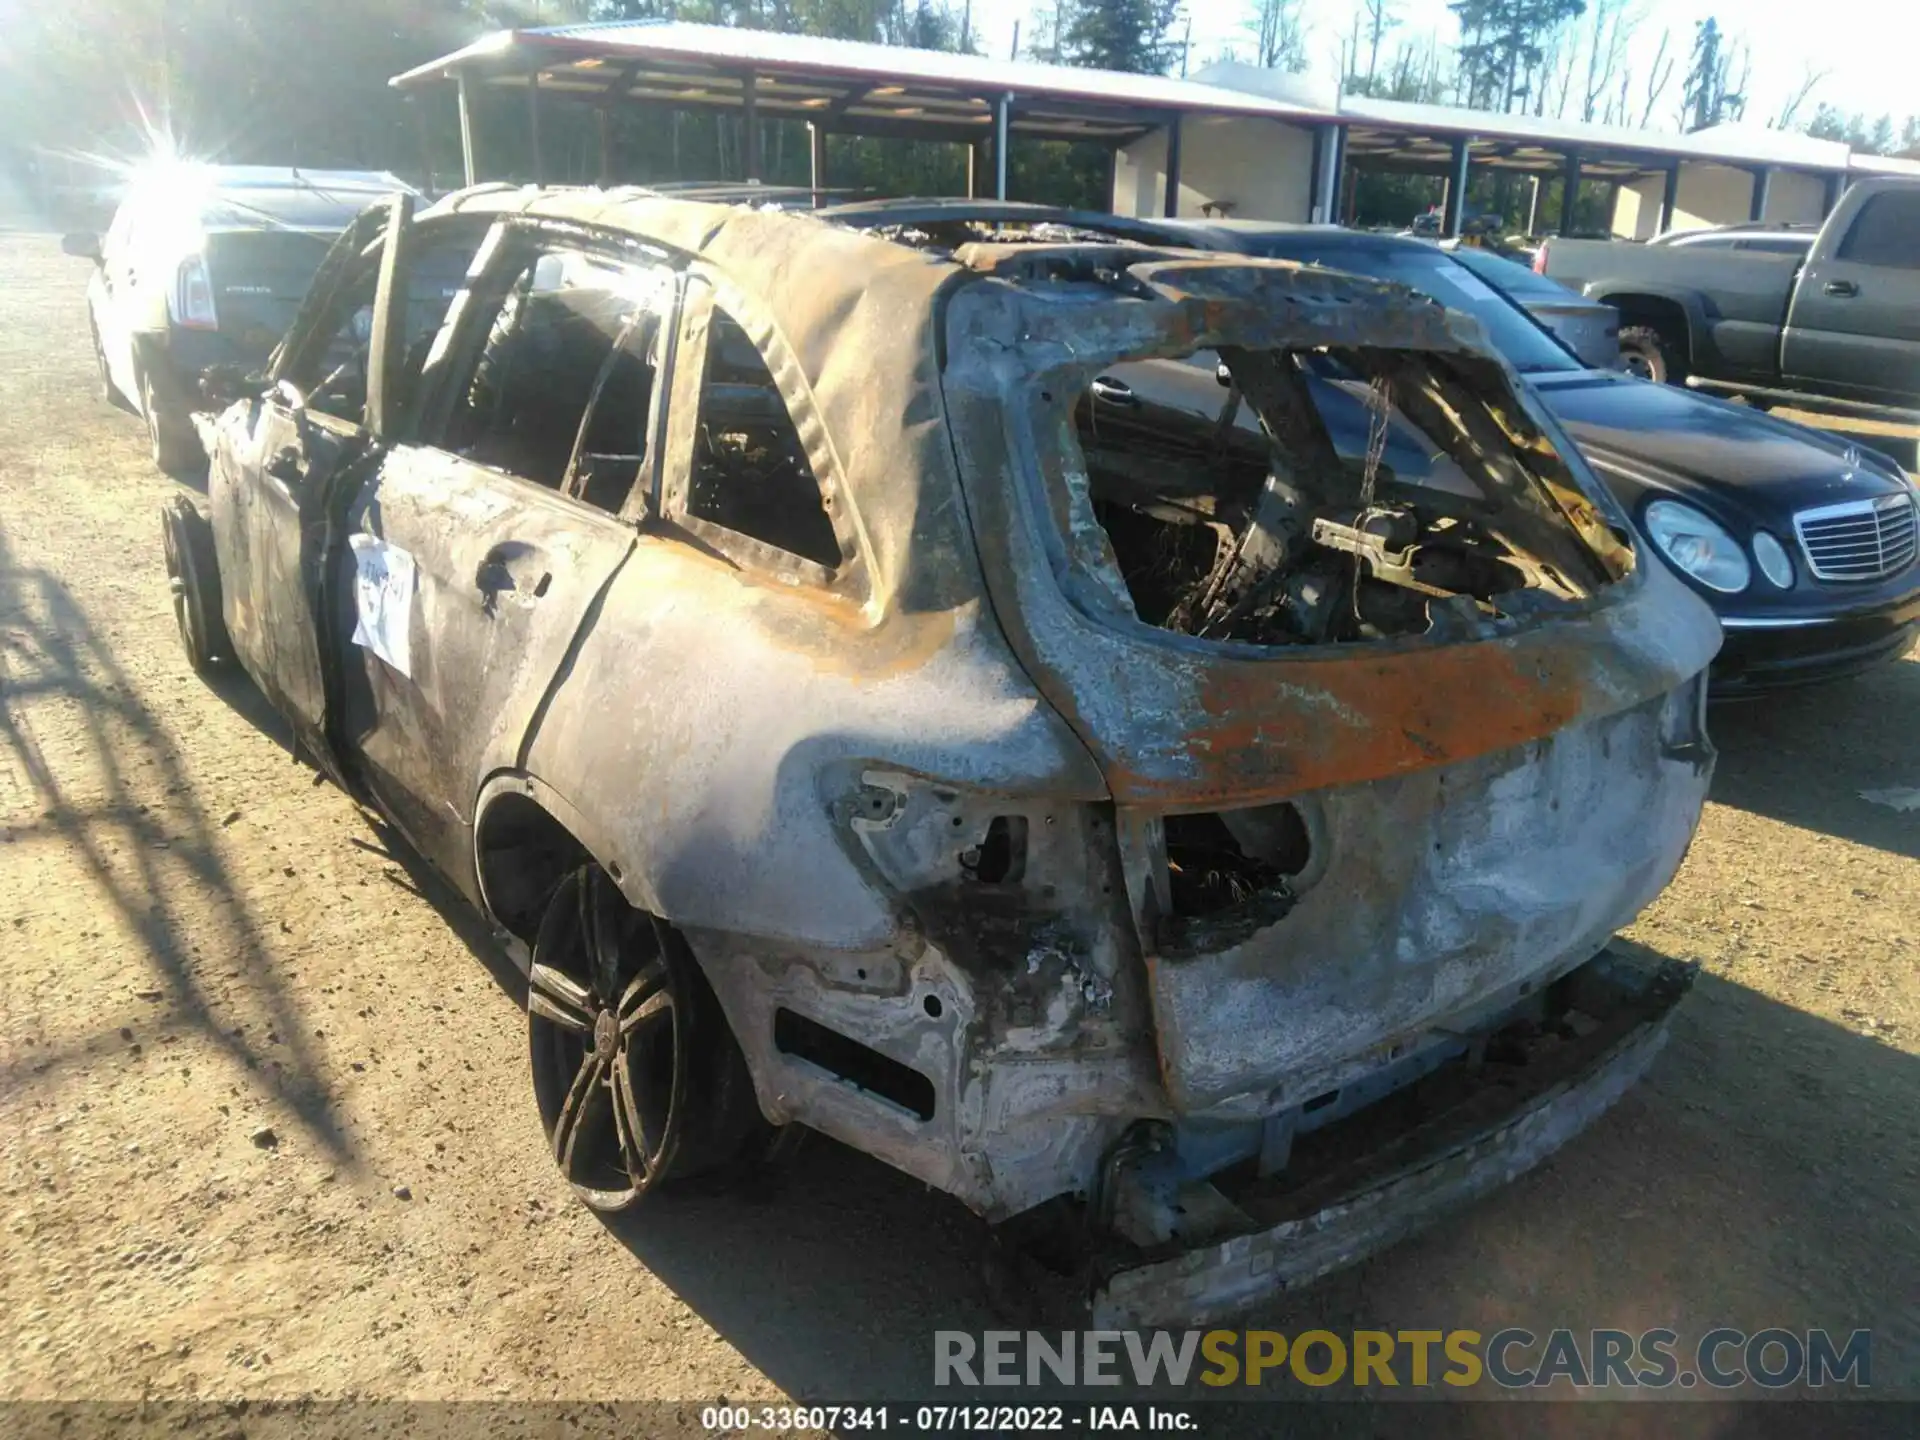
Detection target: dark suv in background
<box><xmin>63</xmin><ymin>165</ymin><xmax>421</xmax><ymax>472</ymax></box>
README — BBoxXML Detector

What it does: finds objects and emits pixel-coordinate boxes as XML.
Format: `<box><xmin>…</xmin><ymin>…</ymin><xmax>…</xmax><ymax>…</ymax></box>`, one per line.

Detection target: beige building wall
<box><xmin>1761</xmin><ymin>170</ymin><xmax>1827</xmax><ymax>225</ymax></box>
<box><xmin>1612</xmin><ymin>163</ymin><xmax>1829</xmax><ymax>238</ymax></box>
<box><xmin>1113</xmin><ymin>116</ymin><xmax>1317</xmax><ymax>222</ymax></box>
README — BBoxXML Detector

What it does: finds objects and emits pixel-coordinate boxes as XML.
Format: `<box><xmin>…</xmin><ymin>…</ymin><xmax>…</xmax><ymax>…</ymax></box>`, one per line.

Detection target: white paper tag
<box><xmin>349</xmin><ymin>533</ymin><xmax>415</xmax><ymax>678</ymax></box>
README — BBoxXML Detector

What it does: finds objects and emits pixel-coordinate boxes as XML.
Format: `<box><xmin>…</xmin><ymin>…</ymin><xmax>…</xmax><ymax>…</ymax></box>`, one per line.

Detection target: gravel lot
<box><xmin>2</xmin><ymin>232</ymin><xmax>1916</xmax><ymax>1426</ymax></box>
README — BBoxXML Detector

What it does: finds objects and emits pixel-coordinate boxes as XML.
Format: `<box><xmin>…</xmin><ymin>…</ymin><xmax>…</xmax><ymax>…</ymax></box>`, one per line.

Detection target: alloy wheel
<box><xmin>528</xmin><ymin>866</ymin><xmax>690</xmax><ymax>1210</ymax></box>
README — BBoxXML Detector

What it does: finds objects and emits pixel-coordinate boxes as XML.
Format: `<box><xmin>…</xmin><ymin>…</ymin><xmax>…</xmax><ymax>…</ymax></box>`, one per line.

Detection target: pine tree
<box><xmin>1058</xmin><ymin>0</ymin><xmax>1186</xmax><ymax>76</ymax></box>
<box><xmin>1450</xmin><ymin>0</ymin><xmax>1586</xmax><ymax>113</ymax></box>
<box><xmin>1679</xmin><ymin>17</ymin><xmax>1747</xmax><ymax>131</ymax></box>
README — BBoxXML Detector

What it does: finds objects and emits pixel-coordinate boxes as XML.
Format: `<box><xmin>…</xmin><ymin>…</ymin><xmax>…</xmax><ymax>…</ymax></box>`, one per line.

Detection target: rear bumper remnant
<box><xmin>1093</xmin><ymin>948</ymin><xmax>1693</xmax><ymax>1327</ymax></box>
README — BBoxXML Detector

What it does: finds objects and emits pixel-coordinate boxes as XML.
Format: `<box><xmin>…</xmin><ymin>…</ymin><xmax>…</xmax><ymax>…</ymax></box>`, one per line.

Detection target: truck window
<box><xmin>1837</xmin><ymin>192</ymin><xmax>1920</xmax><ymax>269</ymax></box>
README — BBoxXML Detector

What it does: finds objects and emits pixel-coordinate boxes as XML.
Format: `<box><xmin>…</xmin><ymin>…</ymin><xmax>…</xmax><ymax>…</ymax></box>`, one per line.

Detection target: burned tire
<box><xmin>141</xmin><ymin>366</ymin><xmax>205</xmax><ymax>476</ymax></box>
<box><xmin>159</xmin><ymin>496</ymin><xmax>230</xmax><ymax>674</ymax></box>
<box><xmin>527</xmin><ymin>865</ymin><xmax>771</xmax><ymax>1211</ymax></box>
<box><xmin>1618</xmin><ymin>325</ymin><xmax>1686</xmax><ymax>386</ymax></box>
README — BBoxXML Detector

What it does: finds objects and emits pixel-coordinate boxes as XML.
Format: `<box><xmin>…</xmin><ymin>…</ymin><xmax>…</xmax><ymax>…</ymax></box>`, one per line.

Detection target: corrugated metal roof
<box><xmin>209</xmin><ymin>165</ymin><xmax>415</xmax><ymax>193</ymax></box>
<box><xmin>1849</xmin><ymin>152</ymin><xmax>1920</xmax><ymax>177</ymax></box>
<box><xmin>390</xmin><ymin>23</ymin><xmax>1883</xmax><ymax>179</ymax></box>
<box><xmin>1344</xmin><ymin>102</ymin><xmax>1848</xmax><ymax>169</ymax></box>
<box><xmin>390</xmin><ymin>20</ymin><xmax>1323</xmax><ymax>122</ymax></box>
<box><xmin>1192</xmin><ymin>62</ymin><xmax>1854</xmax><ymax>172</ymax></box>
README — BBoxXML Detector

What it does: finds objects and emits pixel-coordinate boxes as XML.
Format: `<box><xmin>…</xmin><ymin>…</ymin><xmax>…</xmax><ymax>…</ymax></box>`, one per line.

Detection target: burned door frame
<box><xmin>327</xmin><ymin>219</ymin><xmax>685</xmax><ymax>898</ymax></box>
<box><xmin>210</xmin><ymin>200</ymin><xmax>406</xmax><ymax>789</ymax></box>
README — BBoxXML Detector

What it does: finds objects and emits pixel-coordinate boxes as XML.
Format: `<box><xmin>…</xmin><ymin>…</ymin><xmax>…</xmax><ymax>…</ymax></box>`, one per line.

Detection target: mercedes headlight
<box><xmin>1644</xmin><ymin>499</ymin><xmax>1751</xmax><ymax>593</ymax></box>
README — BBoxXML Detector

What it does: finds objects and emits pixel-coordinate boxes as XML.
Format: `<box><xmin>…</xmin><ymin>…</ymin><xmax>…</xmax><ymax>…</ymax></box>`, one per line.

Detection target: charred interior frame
<box><xmin>951</xmin><ymin>247</ymin><xmax>1637</xmax><ymax>656</ymax></box>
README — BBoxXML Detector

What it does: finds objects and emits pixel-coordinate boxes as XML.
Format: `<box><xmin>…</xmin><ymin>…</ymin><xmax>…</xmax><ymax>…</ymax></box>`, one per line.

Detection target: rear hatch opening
<box><xmin>1068</xmin><ymin>336</ymin><xmax>1634</xmax><ymax>649</ymax></box>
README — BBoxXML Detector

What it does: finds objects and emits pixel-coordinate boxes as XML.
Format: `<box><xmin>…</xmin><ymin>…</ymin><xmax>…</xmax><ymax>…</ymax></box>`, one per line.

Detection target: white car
<box><xmin>63</xmin><ymin>164</ymin><xmax>419</xmax><ymax>472</ymax></box>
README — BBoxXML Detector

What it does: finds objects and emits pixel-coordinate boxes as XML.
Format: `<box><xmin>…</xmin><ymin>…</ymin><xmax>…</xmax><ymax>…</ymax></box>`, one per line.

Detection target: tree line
<box><xmin>1</xmin><ymin>1</ymin><xmax>1911</xmax><ymax>224</ymax></box>
<box><xmin>1331</xmin><ymin>3</ymin><xmax>1913</xmax><ymax>154</ymax></box>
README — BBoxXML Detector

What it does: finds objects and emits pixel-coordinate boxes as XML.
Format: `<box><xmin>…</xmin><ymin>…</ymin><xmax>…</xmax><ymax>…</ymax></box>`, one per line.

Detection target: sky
<box><xmin>963</xmin><ymin>0</ymin><xmax>1920</xmax><ymax>134</ymax></box>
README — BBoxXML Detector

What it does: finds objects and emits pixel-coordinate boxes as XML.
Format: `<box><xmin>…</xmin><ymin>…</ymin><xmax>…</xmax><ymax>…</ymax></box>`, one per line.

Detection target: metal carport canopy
<box><xmin>389</xmin><ymin>19</ymin><xmax>1330</xmax><ymax>197</ymax></box>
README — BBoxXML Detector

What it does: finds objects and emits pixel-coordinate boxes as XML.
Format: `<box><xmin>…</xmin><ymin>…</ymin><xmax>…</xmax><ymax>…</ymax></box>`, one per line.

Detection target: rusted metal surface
<box><xmin>204</xmin><ymin>185</ymin><xmax>1721</xmax><ymax>1274</ymax></box>
<box><xmin>1141</xmin><ymin>683</ymin><xmax>1710</xmax><ymax>1113</ymax></box>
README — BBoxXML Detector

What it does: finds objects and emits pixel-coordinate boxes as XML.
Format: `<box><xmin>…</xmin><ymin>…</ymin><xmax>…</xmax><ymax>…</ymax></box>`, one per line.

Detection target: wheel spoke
<box><xmin>553</xmin><ymin>1052</ymin><xmax>608</xmax><ymax>1175</ymax></box>
<box><xmin>619</xmin><ymin>960</ymin><xmax>672</xmax><ymax>1034</ymax></box>
<box><xmin>623</xmin><ymin>989</ymin><xmax>672</xmax><ymax>1034</ymax></box>
<box><xmin>612</xmin><ymin>1059</ymin><xmax>657</xmax><ymax>1182</ymax></box>
<box><xmin>593</xmin><ymin>886</ymin><xmax>622</xmax><ymax>999</ymax></box>
<box><xmin>528</xmin><ymin>962</ymin><xmax>594</xmax><ymax>1033</ymax></box>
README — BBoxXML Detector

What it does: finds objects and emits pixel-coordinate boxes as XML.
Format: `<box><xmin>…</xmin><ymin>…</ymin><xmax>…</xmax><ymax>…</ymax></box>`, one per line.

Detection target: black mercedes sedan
<box><xmin>1154</xmin><ymin>222</ymin><xmax>1920</xmax><ymax>692</ymax></box>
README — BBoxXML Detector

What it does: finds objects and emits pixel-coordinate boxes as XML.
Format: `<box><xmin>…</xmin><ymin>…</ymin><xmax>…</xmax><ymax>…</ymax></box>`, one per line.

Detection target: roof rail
<box><xmin>604</xmin><ymin>180</ymin><xmax>874</xmax><ymax>208</ymax></box>
<box><xmin>819</xmin><ymin>199</ymin><xmax>1189</xmax><ymax>248</ymax></box>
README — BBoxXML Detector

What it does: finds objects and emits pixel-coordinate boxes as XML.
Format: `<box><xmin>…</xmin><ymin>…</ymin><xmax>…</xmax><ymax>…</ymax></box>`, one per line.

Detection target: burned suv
<box><xmin>166</xmin><ymin>188</ymin><xmax>1720</xmax><ymax>1325</ymax></box>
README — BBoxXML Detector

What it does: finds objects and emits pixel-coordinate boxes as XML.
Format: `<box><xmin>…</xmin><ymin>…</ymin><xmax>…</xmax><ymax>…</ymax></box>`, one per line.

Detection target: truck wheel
<box><xmin>527</xmin><ymin>864</ymin><xmax>773</xmax><ymax>1211</ymax></box>
<box><xmin>1618</xmin><ymin>326</ymin><xmax>1685</xmax><ymax>386</ymax></box>
<box><xmin>141</xmin><ymin>367</ymin><xmax>205</xmax><ymax>476</ymax></box>
<box><xmin>159</xmin><ymin>496</ymin><xmax>231</xmax><ymax>674</ymax></box>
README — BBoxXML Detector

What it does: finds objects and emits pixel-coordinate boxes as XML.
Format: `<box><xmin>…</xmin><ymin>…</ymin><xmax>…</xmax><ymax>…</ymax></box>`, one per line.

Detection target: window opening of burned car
<box><xmin>442</xmin><ymin>247</ymin><xmax>672</xmax><ymax>507</ymax></box>
<box><xmin>563</xmin><ymin>270</ymin><xmax>677</xmax><ymax>513</ymax></box>
<box><xmin>289</xmin><ymin>234</ymin><xmax>481</xmax><ymax>427</ymax></box>
<box><xmin>685</xmin><ymin>306</ymin><xmax>841</xmax><ymax>571</ymax></box>
<box><xmin>1069</xmin><ymin>336</ymin><xmax>1625</xmax><ymax>648</ymax></box>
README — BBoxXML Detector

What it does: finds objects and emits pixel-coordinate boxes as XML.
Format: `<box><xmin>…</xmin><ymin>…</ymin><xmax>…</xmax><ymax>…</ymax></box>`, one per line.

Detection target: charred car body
<box><xmin>168</xmin><ymin>187</ymin><xmax>1719</xmax><ymax>1324</ymax></box>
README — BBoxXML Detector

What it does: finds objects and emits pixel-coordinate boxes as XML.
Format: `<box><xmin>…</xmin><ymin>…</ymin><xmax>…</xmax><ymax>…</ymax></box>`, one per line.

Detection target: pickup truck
<box><xmin>1536</xmin><ymin>176</ymin><xmax>1920</xmax><ymax>412</ymax></box>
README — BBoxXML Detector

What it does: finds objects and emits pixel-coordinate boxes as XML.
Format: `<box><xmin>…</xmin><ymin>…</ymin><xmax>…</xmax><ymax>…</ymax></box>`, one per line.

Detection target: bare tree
<box><xmin>1246</xmin><ymin>0</ymin><xmax>1310</xmax><ymax>72</ymax></box>
<box><xmin>1580</xmin><ymin>0</ymin><xmax>1629</xmax><ymax>123</ymax></box>
<box><xmin>1638</xmin><ymin>28</ymin><xmax>1674</xmax><ymax>128</ymax></box>
<box><xmin>1528</xmin><ymin>14</ymin><xmax>1577</xmax><ymax>117</ymax></box>
<box><xmin>1361</xmin><ymin>34</ymin><xmax>1449</xmax><ymax>101</ymax></box>
<box><xmin>1771</xmin><ymin>63</ymin><xmax>1827</xmax><ymax>131</ymax></box>
<box><xmin>1362</xmin><ymin>0</ymin><xmax>1400</xmax><ymax>90</ymax></box>
<box><xmin>1725</xmin><ymin>43</ymin><xmax>1751</xmax><ymax>122</ymax></box>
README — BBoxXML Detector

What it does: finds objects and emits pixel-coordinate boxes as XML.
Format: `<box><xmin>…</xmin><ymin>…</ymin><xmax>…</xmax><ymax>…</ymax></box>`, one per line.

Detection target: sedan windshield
<box><xmin>1237</xmin><ymin>238</ymin><xmax>1585</xmax><ymax>376</ymax></box>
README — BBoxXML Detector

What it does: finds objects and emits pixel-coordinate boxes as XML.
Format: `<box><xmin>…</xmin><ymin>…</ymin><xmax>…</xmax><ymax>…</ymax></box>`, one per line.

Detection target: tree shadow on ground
<box><xmin>0</xmin><ymin>520</ymin><xmax>353</xmax><ymax>1164</ymax></box>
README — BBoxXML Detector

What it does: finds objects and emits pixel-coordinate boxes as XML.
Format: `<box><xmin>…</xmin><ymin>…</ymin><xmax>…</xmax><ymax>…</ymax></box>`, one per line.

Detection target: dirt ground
<box><xmin>2</xmin><ymin>232</ymin><xmax>1916</xmax><ymax>1426</ymax></box>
